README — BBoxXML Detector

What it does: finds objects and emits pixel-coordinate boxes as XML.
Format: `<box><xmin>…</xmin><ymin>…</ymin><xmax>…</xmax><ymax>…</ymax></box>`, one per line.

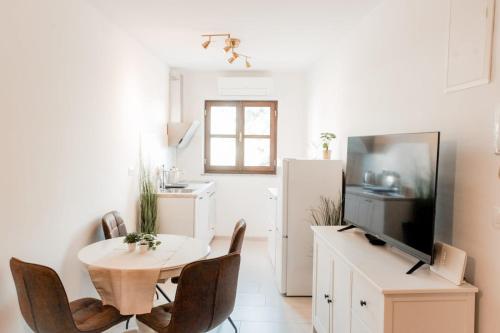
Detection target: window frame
<box><xmin>204</xmin><ymin>100</ymin><xmax>278</xmax><ymax>175</ymax></box>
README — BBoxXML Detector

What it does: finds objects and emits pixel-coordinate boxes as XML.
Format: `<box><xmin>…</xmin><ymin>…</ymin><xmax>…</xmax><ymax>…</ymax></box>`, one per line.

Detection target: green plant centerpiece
<box><xmin>123</xmin><ymin>232</ymin><xmax>141</xmax><ymax>252</ymax></box>
<box><xmin>310</xmin><ymin>196</ymin><xmax>343</xmax><ymax>226</ymax></box>
<box><xmin>320</xmin><ymin>132</ymin><xmax>336</xmax><ymax>160</ymax></box>
<box><xmin>139</xmin><ymin>166</ymin><xmax>158</xmax><ymax>235</ymax></box>
<box><xmin>123</xmin><ymin>232</ymin><xmax>141</xmax><ymax>244</ymax></box>
<box><xmin>139</xmin><ymin>233</ymin><xmax>162</xmax><ymax>251</ymax></box>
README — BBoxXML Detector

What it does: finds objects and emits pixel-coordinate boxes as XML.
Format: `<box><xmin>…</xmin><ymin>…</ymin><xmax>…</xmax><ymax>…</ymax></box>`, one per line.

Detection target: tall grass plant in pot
<box><xmin>139</xmin><ymin>166</ymin><xmax>158</xmax><ymax>235</ymax></box>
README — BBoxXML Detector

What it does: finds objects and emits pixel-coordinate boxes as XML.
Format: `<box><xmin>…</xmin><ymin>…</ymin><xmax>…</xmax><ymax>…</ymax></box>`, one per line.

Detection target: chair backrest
<box><xmin>102</xmin><ymin>211</ymin><xmax>127</xmax><ymax>239</ymax></box>
<box><xmin>10</xmin><ymin>258</ymin><xmax>78</xmax><ymax>333</ymax></box>
<box><xmin>168</xmin><ymin>253</ymin><xmax>241</xmax><ymax>333</ymax></box>
<box><xmin>228</xmin><ymin>219</ymin><xmax>246</xmax><ymax>254</ymax></box>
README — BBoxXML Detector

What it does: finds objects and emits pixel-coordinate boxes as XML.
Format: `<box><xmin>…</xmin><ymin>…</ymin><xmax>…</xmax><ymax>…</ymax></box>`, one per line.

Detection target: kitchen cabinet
<box><xmin>158</xmin><ymin>182</ymin><xmax>216</xmax><ymax>247</ymax></box>
<box><xmin>312</xmin><ymin>226</ymin><xmax>478</xmax><ymax>333</ymax></box>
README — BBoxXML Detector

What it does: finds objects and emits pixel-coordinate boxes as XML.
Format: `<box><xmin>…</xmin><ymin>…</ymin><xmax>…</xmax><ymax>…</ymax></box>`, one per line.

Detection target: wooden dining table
<box><xmin>78</xmin><ymin>234</ymin><xmax>211</xmax><ymax>327</ymax></box>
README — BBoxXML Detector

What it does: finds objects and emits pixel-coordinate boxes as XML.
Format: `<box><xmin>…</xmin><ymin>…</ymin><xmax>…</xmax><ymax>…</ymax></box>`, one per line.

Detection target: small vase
<box><xmin>323</xmin><ymin>150</ymin><xmax>331</xmax><ymax>160</ymax></box>
<box><xmin>127</xmin><ymin>243</ymin><xmax>137</xmax><ymax>252</ymax></box>
<box><xmin>139</xmin><ymin>243</ymin><xmax>148</xmax><ymax>254</ymax></box>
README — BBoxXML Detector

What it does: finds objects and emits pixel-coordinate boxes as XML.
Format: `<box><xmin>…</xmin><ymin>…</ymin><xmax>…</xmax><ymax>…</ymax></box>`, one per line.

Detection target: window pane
<box><xmin>245</xmin><ymin>107</ymin><xmax>271</xmax><ymax>135</ymax></box>
<box><xmin>244</xmin><ymin>138</ymin><xmax>270</xmax><ymax>166</ymax></box>
<box><xmin>210</xmin><ymin>138</ymin><xmax>236</xmax><ymax>166</ymax></box>
<box><xmin>210</xmin><ymin>106</ymin><xmax>237</xmax><ymax>135</ymax></box>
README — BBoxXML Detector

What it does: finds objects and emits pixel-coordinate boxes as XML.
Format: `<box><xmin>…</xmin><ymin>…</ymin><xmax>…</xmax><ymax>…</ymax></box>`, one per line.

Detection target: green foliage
<box><xmin>320</xmin><ymin>132</ymin><xmax>336</xmax><ymax>150</ymax></box>
<box><xmin>139</xmin><ymin>166</ymin><xmax>158</xmax><ymax>235</ymax></box>
<box><xmin>310</xmin><ymin>195</ymin><xmax>343</xmax><ymax>226</ymax></box>
<box><xmin>123</xmin><ymin>232</ymin><xmax>141</xmax><ymax>244</ymax></box>
<box><xmin>139</xmin><ymin>233</ymin><xmax>162</xmax><ymax>251</ymax></box>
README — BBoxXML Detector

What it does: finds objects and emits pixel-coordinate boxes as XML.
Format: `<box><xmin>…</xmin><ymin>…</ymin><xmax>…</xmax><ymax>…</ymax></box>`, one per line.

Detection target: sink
<box><xmin>161</xmin><ymin>188</ymin><xmax>194</xmax><ymax>194</ymax></box>
<box><xmin>162</xmin><ymin>184</ymin><xmax>188</xmax><ymax>189</ymax></box>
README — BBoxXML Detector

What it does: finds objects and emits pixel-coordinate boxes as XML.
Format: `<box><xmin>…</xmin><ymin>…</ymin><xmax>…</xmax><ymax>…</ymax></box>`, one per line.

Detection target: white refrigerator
<box><xmin>275</xmin><ymin>159</ymin><xmax>343</xmax><ymax>296</ymax></box>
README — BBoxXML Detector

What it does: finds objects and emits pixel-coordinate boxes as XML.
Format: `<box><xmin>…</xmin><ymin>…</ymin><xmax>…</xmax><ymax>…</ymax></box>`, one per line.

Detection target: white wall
<box><xmin>0</xmin><ymin>1</ymin><xmax>170</xmax><ymax>331</ymax></box>
<box><xmin>175</xmin><ymin>70</ymin><xmax>308</xmax><ymax>238</ymax></box>
<box><xmin>305</xmin><ymin>0</ymin><xmax>500</xmax><ymax>332</ymax></box>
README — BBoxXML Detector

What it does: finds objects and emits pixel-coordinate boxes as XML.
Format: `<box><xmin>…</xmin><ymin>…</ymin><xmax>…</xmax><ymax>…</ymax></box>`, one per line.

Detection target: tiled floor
<box><xmin>108</xmin><ymin>238</ymin><xmax>312</xmax><ymax>333</ymax></box>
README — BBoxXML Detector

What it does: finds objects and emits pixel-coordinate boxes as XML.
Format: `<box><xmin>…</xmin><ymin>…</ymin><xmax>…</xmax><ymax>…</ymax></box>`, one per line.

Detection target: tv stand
<box><xmin>312</xmin><ymin>226</ymin><xmax>478</xmax><ymax>333</ymax></box>
<box><xmin>406</xmin><ymin>260</ymin><xmax>426</xmax><ymax>275</ymax></box>
<box><xmin>337</xmin><ymin>224</ymin><xmax>357</xmax><ymax>232</ymax></box>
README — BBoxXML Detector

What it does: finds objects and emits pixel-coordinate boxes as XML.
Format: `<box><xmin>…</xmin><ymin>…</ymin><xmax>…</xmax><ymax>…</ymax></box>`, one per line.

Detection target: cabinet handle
<box><xmin>360</xmin><ymin>300</ymin><xmax>367</xmax><ymax>307</ymax></box>
<box><xmin>209</xmin><ymin>192</ymin><xmax>215</xmax><ymax>197</ymax></box>
<box><xmin>324</xmin><ymin>294</ymin><xmax>329</xmax><ymax>299</ymax></box>
<box><xmin>327</xmin><ymin>299</ymin><xmax>333</xmax><ymax>304</ymax></box>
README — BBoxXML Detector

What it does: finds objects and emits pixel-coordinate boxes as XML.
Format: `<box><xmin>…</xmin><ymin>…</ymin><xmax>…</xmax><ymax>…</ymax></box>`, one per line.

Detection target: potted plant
<box><xmin>123</xmin><ymin>232</ymin><xmax>141</xmax><ymax>251</ymax></box>
<box><xmin>310</xmin><ymin>196</ymin><xmax>343</xmax><ymax>226</ymax></box>
<box><xmin>320</xmin><ymin>132</ymin><xmax>336</xmax><ymax>160</ymax></box>
<box><xmin>138</xmin><ymin>233</ymin><xmax>162</xmax><ymax>253</ymax></box>
<box><xmin>139</xmin><ymin>166</ymin><xmax>158</xmax><ymax>235</ymax></box>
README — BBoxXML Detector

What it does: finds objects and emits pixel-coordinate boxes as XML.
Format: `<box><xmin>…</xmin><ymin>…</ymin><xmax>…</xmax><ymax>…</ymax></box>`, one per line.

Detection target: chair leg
<box><xmin>156</xmin><ymin>284</ymin><xmax>172</xmax><ymax>302</ymax></box>
<box><xmin>126</xmin><ymin>317</ymin><xmax>131</xmax><ymax>330</ymax></box>
<box><xmin>156</xmin><ymin>290</ymin><xmax>159</xmax><ymax>300</ymax></box>
<box><xmin>228</xmin><ymin>316</ymin><xmax>238</xmax><ymax>333</ymax></box>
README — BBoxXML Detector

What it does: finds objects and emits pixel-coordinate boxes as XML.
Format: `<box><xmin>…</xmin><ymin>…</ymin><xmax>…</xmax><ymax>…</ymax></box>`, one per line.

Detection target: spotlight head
<box><xmin>201</xmin><ymin>39</ymin><xmax>211</xmax><ymax>49</ymax></box>
<box><xmin>227</xmin><ymin>52</ymin><xmax>239</xmax><ymax>64</ymax></box>
<box><xmin>223</xmin><ymin>45</ymin><xmax>232</xmax><ymax>53</ymax></box>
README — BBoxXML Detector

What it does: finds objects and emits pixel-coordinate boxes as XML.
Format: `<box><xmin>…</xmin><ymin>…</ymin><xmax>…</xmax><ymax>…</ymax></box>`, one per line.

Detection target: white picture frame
<box><xmin>445</xmin><ymin>0</ymin><xmax>495</xmax><ymax>93</ymax></box>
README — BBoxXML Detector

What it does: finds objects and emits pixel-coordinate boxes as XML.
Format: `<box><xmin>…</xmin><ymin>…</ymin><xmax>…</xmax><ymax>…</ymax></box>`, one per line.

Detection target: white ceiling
<box><xmin>86</xmin><ymin>0</ymin><xmax>382</xmax><ymax>71</ymax></box>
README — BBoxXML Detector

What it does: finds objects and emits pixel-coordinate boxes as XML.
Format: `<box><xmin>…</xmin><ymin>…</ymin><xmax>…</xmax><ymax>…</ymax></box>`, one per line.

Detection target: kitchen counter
<box><xmin>157</xmin><ymin>180</ymin><xmax>215</xmax><ymax>198</ymax></box>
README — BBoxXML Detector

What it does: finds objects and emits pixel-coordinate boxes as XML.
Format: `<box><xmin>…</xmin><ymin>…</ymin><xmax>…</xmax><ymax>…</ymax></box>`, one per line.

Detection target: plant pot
<box><xmin>127</xmin><ymin>243</ymin><xmax>137</xmax><ymax>252</ymax></box>
<box><xmin>139</xmin><ymin>244</ymin><xmax>148</xmax><ymax>254</ymax></box>
<box><xmin>322</xmin><ymin>150</ymin><xmax>331</xmax><ymax>160</ymax></box>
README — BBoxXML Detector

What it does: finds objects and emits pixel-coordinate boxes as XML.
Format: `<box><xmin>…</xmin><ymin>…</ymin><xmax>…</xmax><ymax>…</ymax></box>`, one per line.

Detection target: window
<box><xmin>204</xmin><ymin>101</ymin><xmax>277</xmax><ymax>174</ymax></box>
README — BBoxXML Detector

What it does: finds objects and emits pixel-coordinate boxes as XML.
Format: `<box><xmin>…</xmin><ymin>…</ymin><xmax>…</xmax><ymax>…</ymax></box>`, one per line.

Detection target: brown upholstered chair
<box><xmin>137</xmin><ymin>253</ymin><xmax>241</xmax><ymax>333</ymax></box>
<box><xmin>10</xmin><ymin>258</ymin><xmax>131</xmax><ymax>333</ymax></box>
<box><xmin>170</xmin><ymin>219</ymin><xmax>246</xmax><ymax>332</ymax></box>
<box><xmin>101</xmin><ymin>211</ymin><xmax>127</xmax><ymax>239</ymax></box>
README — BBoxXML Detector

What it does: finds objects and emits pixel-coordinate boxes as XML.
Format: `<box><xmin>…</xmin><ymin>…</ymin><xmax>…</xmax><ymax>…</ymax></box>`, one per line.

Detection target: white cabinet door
<box><xmin>351</xmin><ymin>314</ymin><xmax>373</xmax><ymax>333</ymax></box>
<box><xmin>332</xmin><ymin>255</ymin><xmax>352</xmax><ymax>333</ymax></box>
<box><xmin>313</xmin><ymin>241</ymin><xmax>334</xmax><ymax>333</ymax></box>
<box><xmin>195</xmin><ymin>194</ymin><xmax>210</xmax><ymax>245</ymax></box>
<box><xmin>207</xmin><ymin>190</ymin><xmax>216</xmax><ymax>242</ymax></box>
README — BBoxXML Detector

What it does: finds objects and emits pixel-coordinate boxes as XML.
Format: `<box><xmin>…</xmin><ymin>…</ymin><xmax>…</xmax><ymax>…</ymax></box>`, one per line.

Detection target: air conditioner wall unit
<box><xmin>218</xmin><ymin>77</ymin><xmax>274</xmax><ymax>96</ymax></box>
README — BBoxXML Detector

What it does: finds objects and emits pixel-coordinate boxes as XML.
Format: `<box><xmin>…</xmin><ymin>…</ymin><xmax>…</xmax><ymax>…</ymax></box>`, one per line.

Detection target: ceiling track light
<box><xmin>201</xmin><ymin>33</ymin><xmax>253</xmax><ymax>68</ymax></box>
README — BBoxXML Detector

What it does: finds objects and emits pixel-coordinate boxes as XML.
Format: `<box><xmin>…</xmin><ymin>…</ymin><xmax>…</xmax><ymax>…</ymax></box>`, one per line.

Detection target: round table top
<box><xmin>78</xmin><ymin>234</ymin><xmax>210</xmax><ymax>271</ymax></box>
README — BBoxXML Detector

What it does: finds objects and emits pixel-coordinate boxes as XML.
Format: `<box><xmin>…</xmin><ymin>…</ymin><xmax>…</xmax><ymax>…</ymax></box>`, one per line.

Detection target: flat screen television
<box><xmin>344</xmin><ymin>132</ymin><xmax>440</xmax><ymax>265</ymax></box>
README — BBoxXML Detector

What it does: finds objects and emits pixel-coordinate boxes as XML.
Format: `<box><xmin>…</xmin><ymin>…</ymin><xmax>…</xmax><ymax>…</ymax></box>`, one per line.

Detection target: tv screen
<box><xmin>344</xmin><ymin>132</ymin><xmax>440</xmax><ymax>264</ymax></box>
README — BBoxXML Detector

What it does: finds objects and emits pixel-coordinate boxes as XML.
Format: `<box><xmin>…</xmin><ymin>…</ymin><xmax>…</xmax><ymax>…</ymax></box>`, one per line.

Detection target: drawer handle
<box><xmin>360</xmin><ymin>300</ymin><xmax>367</xmax><ymax>307</ymax></box>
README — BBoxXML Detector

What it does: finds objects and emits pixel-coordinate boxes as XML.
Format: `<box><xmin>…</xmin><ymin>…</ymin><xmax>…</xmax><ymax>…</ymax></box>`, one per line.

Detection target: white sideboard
<box><xmin>312</xmin><ymin>226</ymin><xmax>478</xmax><ymax>333</ymax></box>
<box><xmin>158</xmin><ymin>182</ymin><xmax>216</xmax><ymax>246</ymax></box>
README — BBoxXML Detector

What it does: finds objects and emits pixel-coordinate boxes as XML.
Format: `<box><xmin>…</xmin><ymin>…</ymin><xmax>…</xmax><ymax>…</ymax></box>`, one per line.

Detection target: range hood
<box><xmin>167</xmin><ymin>121</ymin><xmax>200</xmax><ymax>149</ymax></box>
<box><xmin>167</xmin><ymin>72</ymin><xmax>200</xmax><ymax>149</ymax></box>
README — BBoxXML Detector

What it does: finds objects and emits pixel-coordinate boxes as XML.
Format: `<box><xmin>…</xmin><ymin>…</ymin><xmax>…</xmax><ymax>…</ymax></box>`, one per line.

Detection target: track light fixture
<box><xmin>201</xmin><ymin>33</ymin><xmax>253</xmax><ymax>68</ymax></box>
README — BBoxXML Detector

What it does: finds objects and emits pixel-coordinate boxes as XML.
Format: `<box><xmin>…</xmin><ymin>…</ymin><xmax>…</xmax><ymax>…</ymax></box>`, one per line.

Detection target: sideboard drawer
<box><xmin>351</xmin><ymin>271</ymin><xmax>383</xmax><ymax>332</ymax></box>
